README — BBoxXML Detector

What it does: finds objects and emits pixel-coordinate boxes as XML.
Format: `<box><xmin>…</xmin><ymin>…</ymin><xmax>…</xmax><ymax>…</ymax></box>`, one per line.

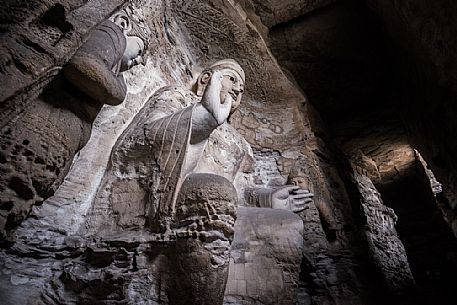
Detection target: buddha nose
<box><xmin>233</xmin><ymin>82</ymin><xmax>243</xmax><ymax>94</ymax></box>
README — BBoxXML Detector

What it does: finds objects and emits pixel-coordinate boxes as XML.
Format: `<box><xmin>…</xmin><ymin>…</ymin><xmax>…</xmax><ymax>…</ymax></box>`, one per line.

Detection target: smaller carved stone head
<box><xmin>111</xmin><ymin>5</ymin><xmax>151</xmax><ymax>71</ymax></box>
<box><xmin>197</xmin><ymin>59</ymin><xmax>245</xmax><ymax>113</ymax></box>
<box><xmin>288</xmin><ymin>160</ymin><xmax>313</xmax><ymax>192</ymax></box>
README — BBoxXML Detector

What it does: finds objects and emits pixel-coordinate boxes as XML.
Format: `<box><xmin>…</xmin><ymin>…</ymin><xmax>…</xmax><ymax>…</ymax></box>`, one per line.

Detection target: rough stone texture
<box><xmin>353</xmin><ymin>173</ymin><xmax>416</xmax><ymax>303</ymax></box>
<box><xmin>0</xmin><ymin>0</ymin><xmax>133</xmax><ymax>239</ymax></box>
<box><xmin>2</xmin><ymin>0</ymin><xmax>457</xmax><ymax>305</ymax></box>
<box><xmin>0</xmin><ymin>0</ymin><xmax>127</xmax><ymax>103</ymax></box>
<box><xmin>62</xmin><ymin>20</ymin><xmax>127</xmax><ymax>106</ymax></box>
<box><xmin>366</xmin><ymin>0</ymin><xmax>457</xmax><ymax>238</ymax></box>
<box><xmin>0</xmin><ymin>93</ymin><xmax>92</xmax><ymax>239</ymax></box>
<box><xmin>332</xmin><ymin>109</ymin><xmax>417</xmax><ymax>188</ymax></box>
<box><xmin>224</xmin><ymin>207</ymin><xmax>304</xmax><ymax>305</ymax></box>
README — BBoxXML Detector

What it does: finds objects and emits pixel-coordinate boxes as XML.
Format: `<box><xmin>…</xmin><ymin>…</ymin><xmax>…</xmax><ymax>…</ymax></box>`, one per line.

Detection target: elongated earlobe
<box><xmin>196</xmin><ymin>71</ymin><xmax>212</xmax><ymax>96</ymax></box>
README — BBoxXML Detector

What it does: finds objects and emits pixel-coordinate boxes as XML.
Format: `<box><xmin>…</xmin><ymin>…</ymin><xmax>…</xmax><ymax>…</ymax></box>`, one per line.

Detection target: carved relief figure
<box><xmin>0</xmin><ymin>5</ymin><xmax>149</xmax><ymax>239</ymax></box>
<box><xmin>63</xmin><ymin>5</ymin><xmax>150</xmax><ymax>108</ymax></box>
<box><xmin>111</xmin><ymin>6</ymin><xmax>150</xmax><ymax>71</ymax></box>
<box><xmin>94</xmin><ymin>59</ymin><xmax>313</xmax><ymax>304</ymax></box>
<box><xmin>289</xmin><ymin>158</ymin><xmax>339</xmax><ymax>238</ymax></box>
<box><xmin>289</xmin><ymin>158</ymin><xmax>333</xmax><ymax>230</ymax></box>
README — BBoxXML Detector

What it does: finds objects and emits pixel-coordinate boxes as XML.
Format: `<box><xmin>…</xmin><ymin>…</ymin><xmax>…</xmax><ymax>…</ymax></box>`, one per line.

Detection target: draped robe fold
<box><xmin>145</xmin><ymin>103</ymin><xmax>197</xmax><ymax>230</ymax></box>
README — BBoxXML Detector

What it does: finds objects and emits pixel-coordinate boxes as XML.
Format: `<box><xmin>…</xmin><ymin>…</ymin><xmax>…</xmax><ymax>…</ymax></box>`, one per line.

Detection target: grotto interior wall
<box><xmin>1</xmin><ymin>0</ymin><xmax>457</xmax><ymax>305</ymax></box>
<box><xmin>366</xmin><ymin>0</ymin><xmax>457</xmax><ymax>239</ymax></box>
<box><xmin>0</xmin><ymin>0</ymin><xmax>130</xmax><ymax>241</ymax></box>
<box><xmin>378</xmin><ymin>159</ymin><xmax>457</xmax><ymax>305</ymax></box>
<box><xmin>264</xmin><ymin>0</ymin><xmax>457</xmax><ymax>304</ymax></box>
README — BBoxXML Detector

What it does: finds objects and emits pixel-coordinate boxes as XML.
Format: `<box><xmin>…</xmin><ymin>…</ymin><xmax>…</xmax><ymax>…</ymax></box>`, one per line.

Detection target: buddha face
<box><xmin>219</xmin><ymin>68</ymin><xmax>245</xmax><ymax>112</ymax></box>
<box><xmin>120</xmin><ymin>36</ymin><xmax>145</xmax><ymax>71</ymax></box>
<box><xmin>290</xmin><ymin>176</ymin><xmax>309</xmax><ymax>189</ymax></box>
<box><xmin>197</xmin><ymin>65</ymin><xmax>245</xmax><ymax>113</ymax></box>
<box><xmin>111</xmin><ymin>9</ymin><xmax>149</xmax><ymax>72</ymax></box>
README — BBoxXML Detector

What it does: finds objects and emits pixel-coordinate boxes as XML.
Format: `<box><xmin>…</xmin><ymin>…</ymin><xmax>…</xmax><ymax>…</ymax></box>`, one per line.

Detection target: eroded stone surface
<box><xmin>2</xmin><ymin>0</ymin><xmax>457</xmax><ymax>305</ymax></box>
<box><xmin>366</xmin><ymin>0</ymin><xmax>457</xmax><ymax>239</ymax></box>
<box><xmin>0</xmin><ymin>1</ymin><xmax>150</xmax><ymax>239</ymax></box>
<box><xmin>354</xmin><ymin>173</ymin><xmax>416</xmax><ymax>303</ymax></box>
<box><xmin>224</xmin><ymin>207</ymin><xmax>304</xmax><ymax>305</ymax></box>
<box><xmin>0</xmin><ymin>0</ymin><xmax>128</xmax><ymax>104</ymax></box>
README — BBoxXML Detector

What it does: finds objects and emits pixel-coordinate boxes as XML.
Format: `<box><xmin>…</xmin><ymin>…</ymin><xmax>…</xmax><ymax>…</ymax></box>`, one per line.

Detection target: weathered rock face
<box><xmin>268</xmin><ymin>0</ymin><xmax>394</xmax><ymax>123</ymax></box>
<box><xmin>1</xmin><ymin>0</ymin><xmax>457</xmax><ymax>305</ymax></box>
<box><xmin>353</xmin><ymin>174</ymin><xmax>416</xmax><ymax>302</ymax></box>
<box><xmin>0</xmin><ymin>0</ymin><xmax>130</xmax><ymax>105</ymax></box>
<box><xmin>332</xmin><ymin>110</ymin><xmax>417</xmax><ymax>188</ymax></box>
<box><xmin>366</xmin><ymin>0</ymin><xmax>457</xmax><ymax>240</ymax></box>
<box><xmin>0</xmin><ymin>0</ymin><xmax>152</xmax><ymax>239</ymax></box>
<box><xmin>0</xmin><ymin>92</ymin><xmax>92</xmax><ymax>239</ymax></box>
<box><xmin>225</xmin><ymin>207</ymin><xmax>304</xmax><ymax>305</ymax></box>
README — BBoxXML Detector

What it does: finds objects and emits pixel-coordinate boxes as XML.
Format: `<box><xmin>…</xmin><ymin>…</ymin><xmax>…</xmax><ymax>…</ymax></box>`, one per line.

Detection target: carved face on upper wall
<box><xmin>197</xmin><ymin>59</ymin><xmax>245</xmax><ymax>113</ymax></box>
<box><xmin>111</xmin><ymin>5</ymin><xmax>151</xmax><ymax>71</ymax></box>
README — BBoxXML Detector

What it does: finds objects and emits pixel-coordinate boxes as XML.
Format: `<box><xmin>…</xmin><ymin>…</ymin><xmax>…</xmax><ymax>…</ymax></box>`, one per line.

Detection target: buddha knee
<box><xmin>174</xmin><ymin>173</ymin><xmax>237</xmax><ymax>240</ymax></box>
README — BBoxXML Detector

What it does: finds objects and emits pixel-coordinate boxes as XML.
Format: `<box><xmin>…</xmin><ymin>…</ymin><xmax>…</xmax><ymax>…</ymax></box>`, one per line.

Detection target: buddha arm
<box><xmin>245</xmin><ymin>188</ymin><xmax>274</xmax><ymax>208</ymax></box>
<box><xmin>189</xmin><ymin>103</ymin><xmax>220</xmax><ymax>145</ymax></box>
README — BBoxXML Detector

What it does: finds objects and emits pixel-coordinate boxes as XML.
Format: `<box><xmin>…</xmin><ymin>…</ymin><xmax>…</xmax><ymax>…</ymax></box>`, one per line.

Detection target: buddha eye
<box><xmin>229</xmin><ymin>76</ymin><xmax>236</xmax><ymax>82</ymax></box>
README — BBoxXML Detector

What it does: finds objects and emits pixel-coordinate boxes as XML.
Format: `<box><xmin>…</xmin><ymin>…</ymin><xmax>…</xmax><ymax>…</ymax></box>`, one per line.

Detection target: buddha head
<box><xmin>197</xmin><ymin>59</ymin><xmax>245</xmax><ymax>113</ymax></box>
<box><xmin>111</xmin><ymin>5</ymin><xmax>150</xmax><ymax>71</ymax></box>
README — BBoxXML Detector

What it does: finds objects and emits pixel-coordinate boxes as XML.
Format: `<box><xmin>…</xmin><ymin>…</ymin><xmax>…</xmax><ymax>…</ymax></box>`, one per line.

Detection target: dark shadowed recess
<box><xmin>267</xmin><ymin>0</ymin><xmax>457</xmax><ymax>304</ymax></box>
<box><xmin>268</xmin><ymin>0</ymin><xmax>397</xmax><ymax>124</ymax></box>
<box><xmin>378</xmin><ymin>160</ymin><xmax>457</xmax><ymax>305</ymax></box>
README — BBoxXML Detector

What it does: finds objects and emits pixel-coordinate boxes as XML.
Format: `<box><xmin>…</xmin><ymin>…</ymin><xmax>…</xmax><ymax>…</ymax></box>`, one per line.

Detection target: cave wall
<box><xmin>0</xmin><ymin>0</ymin><xmax>196</xmax><ymax>303</ymax></box>
<box><xmin>253</xmin><ymin>0</ymin><xmax>457</xmax><ymax>304</ymax></box>
<box><xmin>1</xmin><ymin>0</ymin><xmax>457</xmax><ymax>305</ymax></box>
<box><xmin>0</xmin><ymin>0</ymin><xmax>130</xmax><ymax>239</ymax></box>
<box><xmin>367</xmin><ymin>0</ymin><xmax>457</xmax><ymax>237</ymax></box>
<box><xmin>0</xmin><ymin>0</ymin><xmax>127</xmax><ymax>103</ymax></box>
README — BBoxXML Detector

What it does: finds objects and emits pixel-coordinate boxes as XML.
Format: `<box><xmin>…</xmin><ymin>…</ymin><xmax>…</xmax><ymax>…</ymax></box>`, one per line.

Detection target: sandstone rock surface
<box><xmin>1</xmin><ymin>0</ymin><xmax>457</xmax><ymax>305</ymax></box>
